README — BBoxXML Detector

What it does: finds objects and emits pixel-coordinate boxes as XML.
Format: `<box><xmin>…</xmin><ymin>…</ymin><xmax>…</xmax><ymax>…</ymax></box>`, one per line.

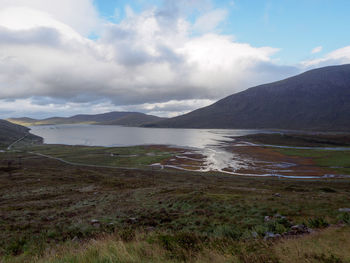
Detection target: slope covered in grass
<box><xmin>0</xmin><ymin>119</ymin><xmax>42</xmax><ymax>148</ymax></box>
<box><xmin>4</xmin><ymin>227</ymin><xmax>350</xmax><ymax>263</ymax></box>
<box><xmin>148</xmin><ymin>64</ymin><xmax>350</xmax><ymax>131</ymax></box>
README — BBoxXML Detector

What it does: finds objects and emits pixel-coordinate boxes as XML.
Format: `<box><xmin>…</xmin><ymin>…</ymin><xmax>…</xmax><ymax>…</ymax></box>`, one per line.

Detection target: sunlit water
<box><xmin>30</xmin><ymin>124</ymin><xmax>266</xmax><ymax>172</ymax></box>
<box><xmin>30</xmin><ymin>125</ymin><xmax>349</xmax><ymax>179</ymax></box>
<box><xmin>30</xmin><ymin>124</ymin><xmax>262</xmax><ymax>148</ymax></box>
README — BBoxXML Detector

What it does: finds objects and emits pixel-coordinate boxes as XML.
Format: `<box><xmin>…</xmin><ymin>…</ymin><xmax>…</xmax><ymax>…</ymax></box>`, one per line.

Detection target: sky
<box><xmin>0</xmin><ymin>0</ymin><xmax>350</xmax><ymax>119</ymax></box>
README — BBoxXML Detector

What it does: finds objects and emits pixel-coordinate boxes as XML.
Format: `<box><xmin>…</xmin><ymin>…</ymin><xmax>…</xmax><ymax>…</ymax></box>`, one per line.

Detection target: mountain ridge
<box><xmin>7</xmin><ymin>112</ymin><xmax>166</xmax><ymax>127</ymax></box>
<box><xmin>0</xmin><ymin>119</ymin><xmax>42</xmax><ymax>148</ymax></box>
<box><xmin>146</xmin><ymin>64</ymin><xmax>350</xmax><ymax>131</ymax></box>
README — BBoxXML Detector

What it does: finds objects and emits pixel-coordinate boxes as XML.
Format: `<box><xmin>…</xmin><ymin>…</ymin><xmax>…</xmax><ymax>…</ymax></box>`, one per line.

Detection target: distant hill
<box><xmin>0</xmin><ymin>120</ymin><xmax>42</xmax><ymax>148</ymax></box>
<box><xmin>146</xmin><ymin>64</ymin><xmax>350</xmax><ymax>131</ymax></box>
<box><xmin>99</xmin><ymin>113</ymin><xmax>166</xmax><ymax>126</ymax></box>
<box><xmin>7</xmin><ymin>112</ymin><xmax>166</xmax><ymax>127</ymax></box>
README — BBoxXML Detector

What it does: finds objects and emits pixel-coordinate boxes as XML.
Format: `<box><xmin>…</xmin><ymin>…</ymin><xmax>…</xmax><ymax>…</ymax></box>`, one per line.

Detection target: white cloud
<box><xmin>311</xmin><ymin>46</ymin><xmax>323</xmax><ymax>54</ymax></box>
<box><xmin>0</xmin><ymin>0</ymin><xmax>100</xmax><ymax>36</ymax></box>
<box><xmin>193</xmin><ymin>9</ymin><xmax>228</xmax><ymax>33</ymax></box>
<box><xmin>0</xmin><ymin>7</ymin><xmax>84</xmax><ymax>41</ymax></box>
<box><xmin>0</xmin><ymin>98</ymin><xmax>116</xmax><ymax>119</ymax></box>
<box><xmin>120</xmin><ymin>99</ymin><xmax>216</xmax><ymax>117</ymax></box>
<box><xmin>0</xmin><ymin>98</ymin><xmax>215</xmax><ymax>119</ymax></box>
<box><xmin>302</xmin><ymin>46</ymin><xmax>350</xmax><ymax>68</ymax></box>
<box><xmin>0</xmin><ymin>1</ymin><xmax>300</xmax><ymax>118</ymax></box>
<box><xmin>182</xmin><ymin>34</ymin><xmax>282</xmax><ymax>97</ymax></box>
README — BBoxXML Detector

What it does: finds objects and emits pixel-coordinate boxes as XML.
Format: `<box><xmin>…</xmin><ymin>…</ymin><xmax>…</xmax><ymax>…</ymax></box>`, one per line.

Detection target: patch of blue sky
<box><xmin>94</xmin><ymin>0</ymin><xmax>162</xmax><ymax>22</ymax></box>
<box><xmin>93</xmin><ymin>0</ymin><xmax>350</xmax><ymax>64</ymax></box>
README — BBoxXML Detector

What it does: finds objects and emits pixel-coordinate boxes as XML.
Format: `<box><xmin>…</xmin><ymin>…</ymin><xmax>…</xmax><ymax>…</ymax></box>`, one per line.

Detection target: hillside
<box><xmin>147</xmin><ymin>64</ymin><xmax>350</xmax><ymax>131</ymax></box>
<box><xmin>100</xmin><ymin>113</ymin><xmax>166</xmax><ymax>126</ymax></box>
<box><xmin>7</xmin><ymin>112</ymin><xmax>166</xmax><ymax>127</ymax></box>
<box><xmin>0</xmin><ymin>120</ymin><xmax>42</xmax><ymax>148</ymax></box>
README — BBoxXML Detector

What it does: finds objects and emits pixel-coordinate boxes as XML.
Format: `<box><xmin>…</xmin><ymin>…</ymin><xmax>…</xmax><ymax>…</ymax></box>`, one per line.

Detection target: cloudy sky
<box><xmin>1</xmin><ymin>0</ymin><xmax>350</xmax><ymax>119</ymax></box>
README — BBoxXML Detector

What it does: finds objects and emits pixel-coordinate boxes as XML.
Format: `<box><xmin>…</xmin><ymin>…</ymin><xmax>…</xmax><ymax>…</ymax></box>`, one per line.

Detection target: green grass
<box><xmin>2</xmin><ymin>149</ymin><xmax>350</xmax><ymax>260</ymax></box>
<box><xmin>18</xmin><ymin>144</ymin><xmax>177</xmax><ymax>168</ymax></box>
<box><xmin>275</xmin><ymin>148</ymin><xmax>350</xmax><ymax>174</ymax></box>
<box><xmin>273</xmin><ymin>226</ymin><xmax>350</xmax><ymax>263</ymax></box>
<box><xmin>2</xmin><ymin>141</ymin><xmax>350</xmax><ymax>262</ymax></box>
<box><xmin>4</xmin><ymin>227</ymin><xmax>350</xmax><ymax>263</ymax></box>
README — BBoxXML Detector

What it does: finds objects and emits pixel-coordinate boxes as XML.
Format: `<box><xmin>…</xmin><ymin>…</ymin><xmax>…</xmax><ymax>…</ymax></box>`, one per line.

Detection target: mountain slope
<box><xmin>0</xmin><ymin>120</ymin><xmax>42</xmax><ymax>148</ymax></box>
<box><xmin>8</xmin><ymin>112</ymin><xmax>166</xmax><ymax>127</ymax></box>
<box><xmin>99</xmin><ymin>113</ymin><xmax>166</xmax><ymax>126</ymax></box>
<box><xmin>147</xmin><ymin>64</ymin><xmax>350</xmax><ymax>131</ymax></box>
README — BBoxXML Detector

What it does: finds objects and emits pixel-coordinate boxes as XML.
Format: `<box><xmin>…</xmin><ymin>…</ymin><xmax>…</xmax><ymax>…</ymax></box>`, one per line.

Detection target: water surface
<box><xmin>30</xmin><ymin>124</ymin><xmax>264</xmax><ymax>148</ymax></box>
<box><xmin>29</xmin><ymin>124</ymin><xmax>266</xmax><ymax>174</ymax></box>
<box><xmin>31</xmin><ymin>125</ymin><xmax>345</xmax><ymax>179</ymax></box>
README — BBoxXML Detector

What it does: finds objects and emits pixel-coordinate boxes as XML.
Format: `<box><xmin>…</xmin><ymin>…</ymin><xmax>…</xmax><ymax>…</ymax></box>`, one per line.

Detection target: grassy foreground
<box><xmin>1</xmin><ymin>141</ymin><xmax>350</xmax><ymax>262</ymax></box>
<box><xmin>4</xmin><ymin>227</ymin><xmax>350</xmax><ymax>263</ymax></box>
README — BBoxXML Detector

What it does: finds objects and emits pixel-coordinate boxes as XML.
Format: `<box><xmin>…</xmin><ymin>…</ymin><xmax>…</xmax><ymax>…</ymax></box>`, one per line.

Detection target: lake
<box><xmin>29</xmin><ymin>125</ymin><xmax>341</xmax><ymax>179</ymax></box>
<box><xmin>29</xmin><ymin>125</ymin><xmax>267</xmax><ymax>175</ymax></box>
<box><xmin>29</xmin><ymin>124</ymin><xmax>265</xmax><ymax>149</ymax></box>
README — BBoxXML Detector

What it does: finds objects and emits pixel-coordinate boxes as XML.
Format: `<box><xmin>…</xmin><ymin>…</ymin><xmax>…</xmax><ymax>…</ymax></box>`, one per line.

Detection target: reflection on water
<box><xmin>30</xmin><ymin>125</ymin><xmax>349</xmax><ymax>179</ymax></box>
<box><xmin>30</xmin><ymin>124</ymin><xmax>265</xmax><ymax>174</ymax></box>
<box><xmin>29</xmin><ymin>124</ymin><xmax>263</xmax><ymax>148</ymax></box>
<box><xmin>202</xmin><ymin>148</ymin><xmax>248</xmax><ymax>172</ymax></box>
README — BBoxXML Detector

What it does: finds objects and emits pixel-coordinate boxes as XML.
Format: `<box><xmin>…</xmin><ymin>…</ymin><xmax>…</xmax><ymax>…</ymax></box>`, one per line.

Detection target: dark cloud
<box><xmin>0</xmin><ymin>2</ymin><xmax>321</xmax><ymax>118</ymax></box>
<box><xmin>0</xmin><ymin>26</ymin><xmax>62</xmax><ymax>46</ymax></box>
<box><xmin>249</xmin><ymin>62</ymin><xmax>300</xmax><ymax>84</ymax></box>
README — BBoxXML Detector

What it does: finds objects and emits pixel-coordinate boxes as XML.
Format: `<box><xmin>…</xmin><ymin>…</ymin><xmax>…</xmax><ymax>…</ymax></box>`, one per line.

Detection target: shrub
<box><xmin>305</xmin><ymin>253</ymin><xmax>342</xmax><ymax>263</ymax></box>
<box><xmin>307</xmin><ymin>217</ymin><xmax>329</xmax><ymax>228</ymax></box>
<box><xmin>319</xmin><ymin>187</ymin><xmax>337</xmax><ymax>193</ymax></box>
<box><xmin>174</xmin><ymin>232</ymin><xmax>201</xmax><ymax>251</ymax></box>
<box><xmin>157</xmin><ymin>232</ymin><xmax>200</xmax><ymax>251</ymax></box>
<box><xmin>213</xmin><ymin>225</ymin><xmax>242</xmax><ymax>240</ymax></box>
<box><xmin>5</xmin><ymin>238</ymin><xmax>26</xmax><ymax>255</ymax></box>
<box><xmin>276</xmin><ymin>217</ymin><xmax>292</xmax><ymax>228</ymax></box>
<box><xmin>338</xmin><ymin>213</ymin><xmax>350</xmax><ymax>225</ymax></box>
<box><xmin>118</xmin><ymin>228</ymin><xmax>135</xmax><ymax>242</ymax></box>
<box><xmin>275</xmin><ymin>223</ymin><xmax>287</xmax><ymax>234</ymax></box>
<box><xmin>253</xmin><ymin>225</ymin><xmax>268</xmax><ymax>237</ymax></box>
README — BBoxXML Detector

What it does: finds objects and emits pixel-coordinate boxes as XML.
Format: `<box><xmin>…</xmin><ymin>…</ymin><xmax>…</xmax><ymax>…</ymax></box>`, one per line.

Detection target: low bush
<box><xmin>307</xmin><ymin>217</ymin><xmax>329</xmax><ymax>228</ymax></box>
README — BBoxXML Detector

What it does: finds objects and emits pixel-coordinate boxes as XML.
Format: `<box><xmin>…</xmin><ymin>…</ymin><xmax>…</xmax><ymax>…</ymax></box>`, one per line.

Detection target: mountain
<box><xmin>0</xmin><ymin>120</ymin><xmax>42</xmax><ymax>148</ymax></box>
<box><xmin>99</xmin><ymin>113</ymin><xmax>166</xmax><ymax>126</ymax></box>
<box><xmin>146</xmin><ymin>64</ymin><xmax>350</xmax><ymax>131</ymax></box>
<box><xmin>7</xmin><ymin>112</ymin><xmax>166</xmax><ymax>127</ymax></box>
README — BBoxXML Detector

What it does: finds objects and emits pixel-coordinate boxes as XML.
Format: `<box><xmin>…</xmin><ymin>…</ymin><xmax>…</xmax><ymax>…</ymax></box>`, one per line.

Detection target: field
<box><xmin>1</xmin><ymin>135</ymin><xmax>350</xmax><ymax>262</ymax></box>
<box><xmin>235</xmin><ymin>133</ymin><xmax>350</xmax><ymax>177</ymax></box>
<box><xmin>21</xmin><ymin>144</ymin><xmax>180</xmax><ymax>168</ymax></box>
